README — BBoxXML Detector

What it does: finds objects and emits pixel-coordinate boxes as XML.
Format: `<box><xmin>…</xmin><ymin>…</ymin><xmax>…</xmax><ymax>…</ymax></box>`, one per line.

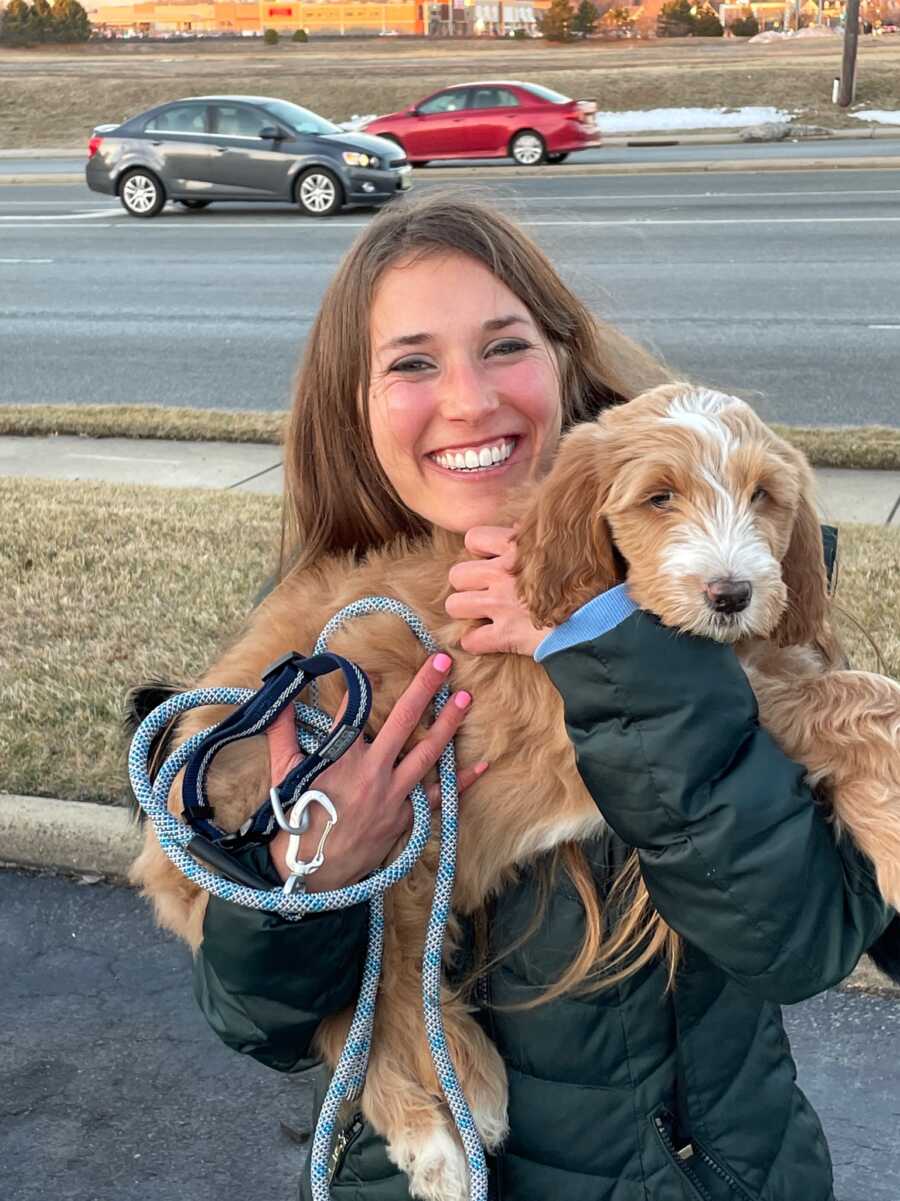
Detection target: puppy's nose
<box><xmin>705</xmin><ymin>578</ymin><xmax>753</xmax><ymax>614</ymax></box>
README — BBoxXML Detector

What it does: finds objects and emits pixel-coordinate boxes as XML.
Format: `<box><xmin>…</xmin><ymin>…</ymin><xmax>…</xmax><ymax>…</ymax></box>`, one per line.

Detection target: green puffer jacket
<box><xmin>192</xmin><ymin>605</ymin><xmax>899</xmax><ymax>1201</ymax></box>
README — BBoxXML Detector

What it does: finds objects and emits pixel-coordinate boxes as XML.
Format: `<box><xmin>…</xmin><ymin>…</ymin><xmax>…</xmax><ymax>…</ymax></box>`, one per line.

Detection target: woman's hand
<box><xmin>445</xmin><ymin>526</ymin><xmax>554</xmax><ymax>657</ymax></box>
<box><xmin>265</xmin><ymin>653</ymin><xmax>488</xmax><ymax>890</ymax></box>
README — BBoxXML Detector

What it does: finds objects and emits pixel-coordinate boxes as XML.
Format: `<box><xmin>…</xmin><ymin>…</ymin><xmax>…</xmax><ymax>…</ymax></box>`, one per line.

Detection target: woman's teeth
<box><xmin>430</xmin><ymin>439</ymin><xmax>516</xmax><ymax>473</ymax></box>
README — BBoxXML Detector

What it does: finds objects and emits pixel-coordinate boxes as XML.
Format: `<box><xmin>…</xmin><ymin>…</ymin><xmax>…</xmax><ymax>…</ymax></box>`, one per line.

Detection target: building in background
<box><xmin>88</xmin><ymin>0</ymin><xmax>546</xmax><ymax>36</ymax></box>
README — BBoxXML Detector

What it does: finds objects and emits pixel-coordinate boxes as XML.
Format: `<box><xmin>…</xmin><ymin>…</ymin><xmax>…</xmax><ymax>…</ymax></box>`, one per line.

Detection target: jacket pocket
<box><xmin>652</xmin><ymin>1108</ymin><xmax>759</xmax><ymax>1201</ymax></box>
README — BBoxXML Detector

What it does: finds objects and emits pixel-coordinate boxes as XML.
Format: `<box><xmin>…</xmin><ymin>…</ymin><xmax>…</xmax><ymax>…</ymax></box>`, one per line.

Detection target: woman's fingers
<box><xmin>424</xmin><ymin>760</ymin><xmax>489</xmax><ymax>811</ymax></box>
<box><xmin>371</xmin><ymin>652</ymin><xmax>454</xmax><ymax>767</ymax></box>
<box><xmin>391</xmin><ymin>687</ymin><xmax>473</xmax><ymax>802</ymax></box>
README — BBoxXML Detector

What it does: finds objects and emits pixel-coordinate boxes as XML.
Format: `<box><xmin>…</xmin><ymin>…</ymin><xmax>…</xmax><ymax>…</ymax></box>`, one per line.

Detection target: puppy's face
<box><xmin>598</xmin><ymin>389</ymin><xmax>806</xmax><ymax>643</ymax></box>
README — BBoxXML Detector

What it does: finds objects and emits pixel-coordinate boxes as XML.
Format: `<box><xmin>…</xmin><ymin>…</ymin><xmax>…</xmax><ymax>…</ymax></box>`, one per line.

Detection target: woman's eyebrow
<box><xmin>483</xmin><ymin>315</ymin><xmax>531</xmax><ymax>332</ymax></box>
<box><xmin>378</xmin><ymin>315</ymin><xmax>531</xmax><ymax>355</ymax></box>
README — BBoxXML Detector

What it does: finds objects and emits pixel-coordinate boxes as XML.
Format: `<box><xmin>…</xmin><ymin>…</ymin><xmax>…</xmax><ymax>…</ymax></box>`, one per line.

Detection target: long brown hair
<box><xmin>281</xmin><ymin>192</ymin><xmax>679</xmax><ymax>1000</ymax></box>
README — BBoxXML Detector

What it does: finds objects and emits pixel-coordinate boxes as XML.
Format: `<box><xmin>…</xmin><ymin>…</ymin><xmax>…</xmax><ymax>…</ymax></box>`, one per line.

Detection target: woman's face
<box><xmin>368</xmin><ymin>251</ymin><xmax>563</xmax><ymax>534</ymax></box>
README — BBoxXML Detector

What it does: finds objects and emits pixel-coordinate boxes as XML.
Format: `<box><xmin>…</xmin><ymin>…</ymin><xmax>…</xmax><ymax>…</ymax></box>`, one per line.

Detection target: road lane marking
<box><xmin>0</xmin><ymin>258</ymin><xmax>54</xmax><ymax>263</ymax></box>
<box><xmin>0</xmin><ymin>209</ymin><xmax>119</xmax><ymax>222</ymax></box>
<box><xmin>517</xmin><ymin>188</ymin><xmax>900</xmax><ymax>202</ymax></box>
<box><xmin>868</xmin><ymin>324</ymin><xmax>900</xmax><ymax>329</ymax></box>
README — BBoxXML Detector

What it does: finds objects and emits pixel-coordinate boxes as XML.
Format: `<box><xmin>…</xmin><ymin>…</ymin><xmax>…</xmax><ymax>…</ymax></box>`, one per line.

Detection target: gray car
<box><xmin>85</xmin><ymin>95</ymin><xmax>412</xmax><ymax>218</ymax></box>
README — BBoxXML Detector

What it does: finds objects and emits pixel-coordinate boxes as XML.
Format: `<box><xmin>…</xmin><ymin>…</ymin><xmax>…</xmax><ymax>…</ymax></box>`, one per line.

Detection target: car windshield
<box><xmin>522</xmin><ymin>83</ymin><xmax>571</xmax><ymax>105</ymax></box>
<box><xmin>259</xmin><ymin>99</ymin><xmax>339</xmax><ymax>135</ymax></box>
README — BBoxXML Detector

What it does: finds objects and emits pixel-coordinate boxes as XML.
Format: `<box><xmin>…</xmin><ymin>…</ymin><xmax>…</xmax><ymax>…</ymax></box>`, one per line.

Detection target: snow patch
<box><xmin>849</xmin><ymin>109</ymin><xmax>900</xmax><ymax>126</ymax></box>
<box><xmin>596</xmin><ymin>106</ymin><xmax>793</xmax><ymax>133</ymax></box>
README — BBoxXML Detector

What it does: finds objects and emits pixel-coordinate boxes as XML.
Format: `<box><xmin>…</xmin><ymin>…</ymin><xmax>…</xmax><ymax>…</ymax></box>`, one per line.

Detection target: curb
<box><xmin>0</xmin><ymin>792</ymin><xmax>142</xmax><ymax>883</ymax></box>
<box><xmin>4</xmin><ymin>156</ymin><xmax>900</xmax><ymax>188</ymax></box>
<box><xmin>2</xmin><ymin>790</ymin><xmax>899</xmax><ymax>997</ymax></box>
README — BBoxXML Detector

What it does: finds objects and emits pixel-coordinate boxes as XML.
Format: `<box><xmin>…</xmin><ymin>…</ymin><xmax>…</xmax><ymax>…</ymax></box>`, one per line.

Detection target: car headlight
<box><xmin>342</xmin><ymin>151</ymin><xmax>380</xmax><ymax>169</ymax></box>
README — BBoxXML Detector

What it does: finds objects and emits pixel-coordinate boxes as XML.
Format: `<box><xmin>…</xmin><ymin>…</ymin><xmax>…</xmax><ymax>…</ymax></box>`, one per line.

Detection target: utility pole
<box><xmin>838</xmin><ymin>0</ymin><xmax>861</xmax><ymax>106</ymax></box>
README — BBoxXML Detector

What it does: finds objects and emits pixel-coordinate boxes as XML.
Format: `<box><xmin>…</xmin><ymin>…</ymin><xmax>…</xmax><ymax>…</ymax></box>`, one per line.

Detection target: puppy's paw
<box><xmin>470</xmin><ymin>1096</ymin><xmax>508</xmax><ymax>1154</ymax></box>
<box><xmin>389</xmin><ymin>1123</ymin><xmax>469</xmax><ymax>1201</ymax></box>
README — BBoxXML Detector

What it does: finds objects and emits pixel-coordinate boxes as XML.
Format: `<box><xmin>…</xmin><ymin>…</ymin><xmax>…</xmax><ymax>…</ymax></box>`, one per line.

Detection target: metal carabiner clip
<box><xmin>269</xmin><ymin>786</ymin><xmax>338</xmax><ymax>895</ymax></box>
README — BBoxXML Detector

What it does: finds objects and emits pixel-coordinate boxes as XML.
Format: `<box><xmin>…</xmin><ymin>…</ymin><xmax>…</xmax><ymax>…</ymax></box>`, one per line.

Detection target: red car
<box><xmin>363</xmin><ymin>81</ymin><xmax>601</xmax><ymax>167</ymax></box>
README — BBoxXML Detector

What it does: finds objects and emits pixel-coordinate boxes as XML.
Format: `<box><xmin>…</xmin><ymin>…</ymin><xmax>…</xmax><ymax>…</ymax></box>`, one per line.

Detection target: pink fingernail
<box><xmin>434</xmin><ymin>653</ymin><xmax>452</xmax><ymax>673</ymax></box>
<box><xmin>454</xmin><ymin>691</ymin><xmax>472</xmax><ymax>710</ymax></box>
<box><xmin>474</xmin><ymin>761</ymin><xmax>489</xmax><ymax>776</ymax></box>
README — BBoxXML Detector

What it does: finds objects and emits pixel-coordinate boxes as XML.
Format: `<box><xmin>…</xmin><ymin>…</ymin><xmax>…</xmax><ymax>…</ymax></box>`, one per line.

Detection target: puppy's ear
<box><xmin>513</xmin><ymin>423</ymin><xmax>622</xmax><ymax>629</ymax></box>
<box><xmin>772</xmin><ymin>449</ymin><xmax>830</xmax><ymax>648</ymax></box>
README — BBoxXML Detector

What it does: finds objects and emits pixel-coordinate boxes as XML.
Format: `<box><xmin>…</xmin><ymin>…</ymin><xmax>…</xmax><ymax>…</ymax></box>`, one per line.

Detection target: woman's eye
<box><xmin>648</xmin><ymin>492</ymin><xmax>674</xmax><ymax>510</ymax></box>
<box><xmin>390</xmin><ymin>356</ymin><xmax>435</xmax><ymax>374</ymax></box>
<box><xmin>486</xmin><ymin>339</ymin><xmax>531</xmax><ymax>358</ymax></box>
<box><xmin>751</xmin><ymin>486</ymin><xmax>768</xmax><ymax>503</ymax></box>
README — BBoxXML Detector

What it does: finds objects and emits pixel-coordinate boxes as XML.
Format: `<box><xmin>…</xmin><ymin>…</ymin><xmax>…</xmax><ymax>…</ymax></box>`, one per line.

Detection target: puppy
<box><xmin>131</xmin><ymin>383</ymin><xmax>900</xmax><ymax>1201</ymax></box>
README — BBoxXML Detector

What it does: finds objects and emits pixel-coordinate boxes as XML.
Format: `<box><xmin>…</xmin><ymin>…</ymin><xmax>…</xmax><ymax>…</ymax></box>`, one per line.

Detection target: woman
<box><xmin>186</xmin><ymin>194</ymin><xmax>896</xmax><ymax>1201</ymax></box>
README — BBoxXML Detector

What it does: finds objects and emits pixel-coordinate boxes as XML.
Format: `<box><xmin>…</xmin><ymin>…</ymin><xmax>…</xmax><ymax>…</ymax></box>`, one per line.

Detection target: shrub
<box><xmin>0</xmin><ymin>0</ymin><xmax>37</xmax><ymax>45</ymax></box>
<box><xmin>512</xmin><ymin>26</ymin><xmax>527</xmax><ymax>37</ymax></box>
<box><xmin>537</xmin><ymin>0</ymin><xmax>575</xmax><ymax>41</ymax></box>
<box><xmin>571</xmin><ymin>0</ymin><xmax>599</xmax><ymax>36</ymax></box>
<box><xmin>657</xmin><ymin>0</ymin><xmax>694</xmax><ymax>36</ymax></box>
<box><xmin>693</xmin><ymin>3</ymin><xmax>724</xmax><ymax>34</ymax></box>
<box><xmin>262</xmin><ymin>26</ymin><xmax>279</xmax><ymax>43</ymax></box>
<box><xmin>291</xmin><ymin>27</ymin><xmax>308</xmax><ymax>41</ymax></box>
<box><xmin>729</xmin><ymin>7</ymin><xmax>759</xmax><ymax>34</ymax></box>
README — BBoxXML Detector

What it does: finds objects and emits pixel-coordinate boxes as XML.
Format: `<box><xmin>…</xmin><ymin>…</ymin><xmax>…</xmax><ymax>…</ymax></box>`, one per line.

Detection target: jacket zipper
<box><xmin>654</xmin><ymin>1113</ymin><xmax>713</xmax><ymax>1201</ymax></box>
<box><xmin>654</xmin><ymin>1110</ymin><xmax>758</xmax><ymax>1201</ymax></box>
<box><xmin>328</xmin><ymin>1111</ymin><xmax>364</xmax><ymax>1183</ymax></box>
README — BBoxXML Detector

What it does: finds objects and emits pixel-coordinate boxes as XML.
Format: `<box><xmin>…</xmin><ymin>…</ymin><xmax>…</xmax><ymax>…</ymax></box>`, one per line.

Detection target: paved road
<box><xmin>2</xmin><ymin>866</ymin><xmax>899</xmax><ymax>1201</ymax></box>
<box><xmin>2</xmin><ymin>167</ymin><xmax>899</xmax><ymax>426</ymax></box>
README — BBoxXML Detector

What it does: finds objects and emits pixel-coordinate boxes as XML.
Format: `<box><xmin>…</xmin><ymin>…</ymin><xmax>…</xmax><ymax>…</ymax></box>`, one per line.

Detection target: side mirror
<box><xmin>405</xmin><ymin>105</ymin><xmax>420</xmax><ymax>117</ymax></box>
<box><xmin>259</xmin><ymin>125</ymin><xmax>285</xmax><ymax>140</ymax></box>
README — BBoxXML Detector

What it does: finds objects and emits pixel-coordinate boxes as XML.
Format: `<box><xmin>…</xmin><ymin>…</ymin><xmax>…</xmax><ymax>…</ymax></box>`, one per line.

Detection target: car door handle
<box><xmin>216</xmin><ymin>147</ymin><xmax>232</xmax><ymax>154</ymax></box>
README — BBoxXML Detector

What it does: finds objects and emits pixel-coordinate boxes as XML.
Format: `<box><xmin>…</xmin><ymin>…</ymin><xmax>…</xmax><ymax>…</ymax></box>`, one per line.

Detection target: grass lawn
<box><xmin>2</xmin><ymin>404</ymin><xmax>900</xmax><ymax>470</ymax></box>
<box><xmin>0</xmin><ymin>37</ymin><xmax>899</xmax><ymax>148</ymax></box>
<box><xmin>2</xmin><ymin>476</ymin><xmax>898</xmax><ymax>806</ymax></box>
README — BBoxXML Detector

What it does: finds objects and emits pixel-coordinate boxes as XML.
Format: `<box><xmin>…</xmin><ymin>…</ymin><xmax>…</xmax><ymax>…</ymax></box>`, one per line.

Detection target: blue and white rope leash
<box><xmin>128</xmin><ymin>597</ymin><xmax>488</xmax><ymax>1201</ymax></box>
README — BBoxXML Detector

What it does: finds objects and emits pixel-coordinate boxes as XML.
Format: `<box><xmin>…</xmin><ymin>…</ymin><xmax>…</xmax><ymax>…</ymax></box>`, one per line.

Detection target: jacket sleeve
<box><xmin>192</xmin><ymin>845</ymin><xmax>369</xmax><ymax>1072</ymax></box>
<box><xmin>536</xmin><ymin>586</ymin><xmax>895</xmax><ymax>1004</ymax></box>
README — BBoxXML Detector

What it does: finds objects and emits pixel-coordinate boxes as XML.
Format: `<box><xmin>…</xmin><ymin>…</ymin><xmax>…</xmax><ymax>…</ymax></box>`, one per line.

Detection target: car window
<box><xmin>211</xmin><ymin>104</ymin><xmax>270</xmax><ymax>137</ymax></box>
<box><xmin>260</xmin><ymin>99</ymin><xmax>338</xmax><ymax>135</ymax></box>
<box><xmin>468</xmin><ymin>88</ymin><xmax>519</xmax><ymax>111</ymax></box>
<box><xmin>417</xmin><ymin>90</ymin><xmax>467</xmax><ymax>115</ymax></box>
<box><xmin>521</xmin><ymin>83</ymin><xmax>571</xmax><ymax>105</ymax></box>
<box><xmin>144</xmin><ymin>104</ymin><xmax>208</xmax><ymax>134</ymax></box>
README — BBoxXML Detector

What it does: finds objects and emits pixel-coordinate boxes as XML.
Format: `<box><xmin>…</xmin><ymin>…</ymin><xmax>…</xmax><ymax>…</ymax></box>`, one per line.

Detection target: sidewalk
<box><xmin>4</xmin><ymin>432</ymin><xmax>900</xmax><ymax>522</ymax></box>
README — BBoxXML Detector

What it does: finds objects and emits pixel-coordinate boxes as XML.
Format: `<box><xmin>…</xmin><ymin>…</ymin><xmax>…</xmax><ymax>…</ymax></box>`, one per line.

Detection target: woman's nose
<box><xmin>437</xmin><ymin>358</ymin><xmax>499</xmax><ymax>422</ymax></box>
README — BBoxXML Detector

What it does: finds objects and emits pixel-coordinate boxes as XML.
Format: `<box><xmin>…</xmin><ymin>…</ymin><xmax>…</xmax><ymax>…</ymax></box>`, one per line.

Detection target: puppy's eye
<box><xmin>648</xmin><ymin>492</ymin><xmax>674</xmax><ymax>510</ymax></box>
<box><xmin>750</xmin><ymin>486</ymin><xmax>768</xmax><ymax>503</ymax></box>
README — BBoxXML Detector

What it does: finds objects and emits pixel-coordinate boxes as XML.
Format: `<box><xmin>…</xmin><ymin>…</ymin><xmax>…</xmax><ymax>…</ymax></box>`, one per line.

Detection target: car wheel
<box><xmin>546</xmin><ymin>152</ymin><xmax>569</xmax><ymax>164</ymax></box>
<box><xmin>509</xmin><ymin>130</ymin><xmax>546</xmax><ymax>167</ymax></box>
<box><xmin>295</xmin><ymin>167</ymin><xmax>343</xmax><ymax>217</ymax></box>
<box><xmin>118</xmin><ymin>168</ymin><xmax>166</xmax><ymax>218</ymax></box>
<box><xmin>177</xmin><ymin>199</ymin><xmax>211</xmax><ymax>210</ymax></box>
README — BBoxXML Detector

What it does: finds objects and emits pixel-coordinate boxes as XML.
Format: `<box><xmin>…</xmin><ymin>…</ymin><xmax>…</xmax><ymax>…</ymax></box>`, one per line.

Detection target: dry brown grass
<box><xmin>0</xmin><ymin>477</ymin><xmax>897</xmax><ymax>806</ymax></box>
<box><xmin>2</xmin><ymin>404</ymin><xmax>899</xmax><ymax>470</ymax></box>
<box><xmin>1</xmin><ymin>37</ymin><xmax>899</xmax><ymax>148</ymax></box>
<box><xmin>0</xmin><ymin>403</ymin><xmax>284</xmax><ymax>444</ymax></box>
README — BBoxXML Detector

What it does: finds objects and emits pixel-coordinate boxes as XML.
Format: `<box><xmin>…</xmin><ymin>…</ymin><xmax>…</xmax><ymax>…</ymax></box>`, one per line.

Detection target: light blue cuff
<box><xmin>533</xmin><ymin>583</ymin><xmax>639</xmax><ymax>663</ymax></box>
